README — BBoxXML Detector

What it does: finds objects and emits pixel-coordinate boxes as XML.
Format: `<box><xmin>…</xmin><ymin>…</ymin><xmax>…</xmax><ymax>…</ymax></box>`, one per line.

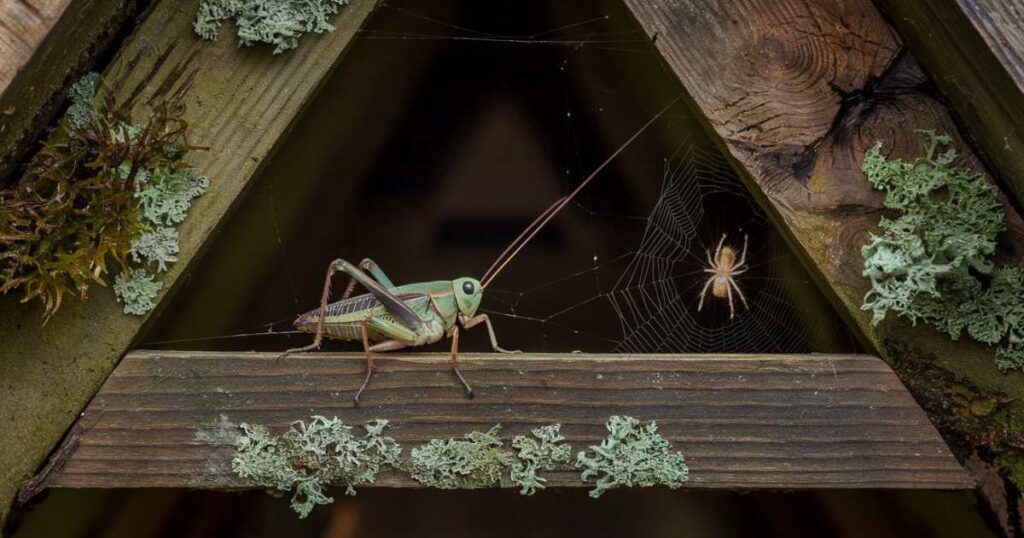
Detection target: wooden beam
<box><xmin>0</xmin><ymin>0</ymin><xmax>148</xmax><ymax>185</ymax></box>
<box><xmin>42</xmin><ymin>351</ymin><xmax>969</xmax><ymax>491</ymax></box>
<box><xmin>875</xmin><ymin>0</ymin><xmax>1024</xmax><ymax>207</ymax></box>
<box><xmin>0</xmin><ymin>0</ymin><xmax>379</xmax><ymax>526</ymax></box>
<box><xmin>621</xmin><ymin>0</ymin><xmax>1024</xmax><ymax>503</ymax></box>
<box><xmin>0</xmin><ymin>1</ymin><xmax>71</xmax><ymax>91</ymax></box>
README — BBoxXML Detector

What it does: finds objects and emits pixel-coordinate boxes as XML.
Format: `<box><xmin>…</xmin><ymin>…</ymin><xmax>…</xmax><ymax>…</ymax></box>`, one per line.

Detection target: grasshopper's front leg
<box><xmin>459</xmin><ymin>314</ymin><xmax>521</xmax><ymax>354</ymax></box>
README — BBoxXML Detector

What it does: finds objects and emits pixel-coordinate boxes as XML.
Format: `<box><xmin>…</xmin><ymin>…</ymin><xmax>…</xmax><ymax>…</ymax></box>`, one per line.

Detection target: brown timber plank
<box><xmin>622</xmin><ymin>0</ymin><xmax>1024</xmax><ymax>493</ymax></box>
<box><xmin>0</xmin><ymin>1</ymin><xmax>70</xmax><ymax>92</ymax></box>
<box><xmin>0</xmin><ymin>0</ymin><xmax>379</xmax><ymax>525</ymax></box>
<box><xmin>875</xmin><ymin>0</ymin><xmax>1024</xmax><ymax>207</ymax></box>
<box><xmin>46</xmin><ymin>351</ymin><xmax>970</xmax><ymax>490</ymax></box>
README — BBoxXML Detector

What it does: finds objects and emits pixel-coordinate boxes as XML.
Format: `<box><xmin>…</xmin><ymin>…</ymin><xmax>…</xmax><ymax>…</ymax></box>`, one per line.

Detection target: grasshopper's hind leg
<box><xmin>354</xmin><ymin>320</ymin><xmax>407</xmax><ymax>405</ymax></box>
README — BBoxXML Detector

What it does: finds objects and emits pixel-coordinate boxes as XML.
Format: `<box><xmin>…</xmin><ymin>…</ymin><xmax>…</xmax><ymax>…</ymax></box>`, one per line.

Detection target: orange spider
<box><xmin>697</xmin><ymin>233</ymin><xmax>749</xmax><ymax>319</ymax></box>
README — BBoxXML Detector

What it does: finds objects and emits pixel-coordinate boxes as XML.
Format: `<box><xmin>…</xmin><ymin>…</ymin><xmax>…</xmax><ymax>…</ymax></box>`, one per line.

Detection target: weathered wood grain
<box><xmin>0</xmin><ymin>0</ymin><xmax>379</xmax><ymax>525</ymax></box>
<box><xmin>0</xmin><ymin>0</ymin><xmax>148</xmax><ymax>185</ymax></box>
<box><xmin>45</xmin><ymin>351</ymin><xmax>970</xmax><ymax>490</ymax></box>
<box><xmin>875</xmin><ymin>0</ymin><xmax>1024</xmax><ymax>209</ymax></box>
<box><xmin>0</xmin><ymin>0</ymin><xmax>70</xmax><ymax>92</ymax></box>
<box><xmin>621</xmin><ymin>0</ymin><xmax>1024</xmax><ymax>515</ymax></box>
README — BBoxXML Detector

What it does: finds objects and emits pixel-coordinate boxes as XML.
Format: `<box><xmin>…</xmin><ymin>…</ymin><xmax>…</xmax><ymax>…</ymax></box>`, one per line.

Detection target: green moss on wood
<box><xmin>0</xmin><ymin>73</ymin><xmax>208</xmax><ymax>319</ymax></box>
<box><xmin>194</xmin><ymin>0</ymin><xmax>352</xmax><ymax>54</ymax></box>
<box><xmin>862</xmin><ymin>130</ymin><xmax>1024</xmax><ymax>371</ymax></box>
<box><xmin>575</xmin><ymin>415</ymin><xmax>689</xmax><ymax>498</ymax></box>
<box><xmin>232</xmin><ymin>416</ymin><xmax>401</xmax><ymax>518</ymax></box>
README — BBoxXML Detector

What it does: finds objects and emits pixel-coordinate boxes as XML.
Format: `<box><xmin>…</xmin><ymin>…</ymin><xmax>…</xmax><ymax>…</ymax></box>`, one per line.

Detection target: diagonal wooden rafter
<box><xmin>621</xmin><ymin>0</ymin><xmax>1024</xmax><ymax>509</ymax></box>
<box><xmin>875</xmin><ymin>0</ymin><xmax>1024</xmax><ymax>208</ymax></box>
<box><xmin>0</xmin><ymin>0</ymin><xmax>380</xmax><ymax>527</ymax></box>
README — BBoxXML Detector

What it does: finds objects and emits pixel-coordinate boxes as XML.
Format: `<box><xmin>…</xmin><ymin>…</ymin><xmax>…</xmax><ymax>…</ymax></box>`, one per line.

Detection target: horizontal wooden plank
<box><xmin>45</xmin><ymin>351</ymin><xmax>971</xmax><ymax>490</ymax></box>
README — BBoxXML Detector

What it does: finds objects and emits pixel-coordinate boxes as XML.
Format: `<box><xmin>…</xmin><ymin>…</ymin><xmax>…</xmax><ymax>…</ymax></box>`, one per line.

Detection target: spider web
<box><xmin>482</xmin><ymin>137</ymin><xmax>850</xmax><ymax>354</ymax></box>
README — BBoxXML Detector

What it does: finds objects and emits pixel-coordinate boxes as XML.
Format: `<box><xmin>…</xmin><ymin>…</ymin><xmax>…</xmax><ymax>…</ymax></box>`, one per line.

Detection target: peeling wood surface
<box><xmin>876</xmin><ymin>0</ymin><xmax>1024</xmax><ymax>208</ymax></box>
<box><xmin>45</xmin><ymin>351</ymin><xmax>971</xmax><ymax>490</ymax></box>
<box><xmin>0</xmin><ymin>0</ymin><xmax>379</xmax><ymax>525</ymax></box>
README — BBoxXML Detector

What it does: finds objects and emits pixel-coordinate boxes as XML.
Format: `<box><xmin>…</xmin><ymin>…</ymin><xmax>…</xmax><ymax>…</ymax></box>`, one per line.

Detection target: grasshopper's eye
<box><xmin>462</xmin><ymin>281</ymin><xmax>475</xmax><ymax>295</ymax></box>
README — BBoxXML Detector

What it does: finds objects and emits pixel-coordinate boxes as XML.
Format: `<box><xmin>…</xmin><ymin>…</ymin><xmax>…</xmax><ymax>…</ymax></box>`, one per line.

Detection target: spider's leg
<box><xmin>725</xmin><ymin>280</ymin><xmax>735</xmax><ymax>319</ymax></box>
<box><xmin>697</xmin><ymin>276</ymin><xmax>715</xmax><ymax>311</ymax></box>
<box><xmin>714</xmin><ymin>234</ymin><xmax>726</xmax><ymax>261</ymax></box>
<box><xmin>706</xmin><ymin>248</ymin><xmax>714</xmax><ymax>268</ymax></box>
<box><xmin>729</xmin><ymin>277</ymin><xmax>749</xmax><ymax>311</ymax></box>
<box><xmin>737</xmin><ymin>234</ymin><xmax>748</xmax><ymax>268</ymax></box>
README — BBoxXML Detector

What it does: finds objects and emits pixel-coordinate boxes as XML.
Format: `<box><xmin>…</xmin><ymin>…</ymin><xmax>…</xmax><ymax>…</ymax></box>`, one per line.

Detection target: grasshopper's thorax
<box><xmin>452</xmin><ymin>277</ymin><xmax>482</xmax><ymax>317</ymax></box>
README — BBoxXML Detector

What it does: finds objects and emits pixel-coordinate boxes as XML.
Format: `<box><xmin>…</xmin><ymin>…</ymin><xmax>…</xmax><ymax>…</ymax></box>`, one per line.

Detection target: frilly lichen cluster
<box><xmin>510</xmin><ymin>424</ymin><xmax>572</xmax><ymax>495</ymax></box>
<box><xmin>234</xmin><ymin>417</ymin><xmax>688</xmax><ymax>516</ymax></box>
<box><xmin>0</xmin><ymin>73</ymin><xmax>207</xmax><ymax>320</ymax></box>
<box><xmin>861</xmin><ymin>130</ymin><xmax>1024</xmax><ymax>371</ymax></box>
<box><xmin>409</xmin><ymin>425</ymin><xmax>511</xmax><ymax>489</ymax></box>
<box><xmin>194</xmin><ymin>0</ymin><xmax>352</xmax><ymax>54</ymax></box>
<box><xmin>575</xmin><ymin>415</ymin><xmax>689</xmax><ymax>498</ymax></box>
<box><xmin>407</xmin><ymin>424</ymin><xmax>572</xmax><ymax>493</ymax></box>
<box><xmin>232</xmin><ymin>417</ymin><xmax>401</xmax><ymax>518</ymax></box>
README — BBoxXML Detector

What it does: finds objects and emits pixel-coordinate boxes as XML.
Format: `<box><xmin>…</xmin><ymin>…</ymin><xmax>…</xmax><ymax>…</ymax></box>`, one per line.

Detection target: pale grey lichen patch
<box><xmin>510</xmin><ymin>424</ymin><xmax>571</xmax><ymax>495</ymax></box>
<box><xmin>861</xmin><ymin>131</ymin><xmax>1024</xmax><ymax>371</ymax></box>
<box><xmin>232</xmin><ymin>416</ymin><xmax>401</xmax><ymax>518</ymax></box>
<box><xmin>113</xmin><ymin>269</ymin><xmax>162</xmax><ymax>315</ymax></box>
<box><xmin>66</xmin><ymin>72</ymin><xmax>101</xmax><ymax>130</ymax></box>
<box><xmin>194</xmin><ymin>0</ymin><xmax>352</xmax><ymax>54</ymax></box>
<box><xmin>409</xmin><ymin>425</ymin><xmax>512</xmax><ymax>489</ymax></box>
<box><xmin>575</xmin><ymin>415</ymin><xmax>689</xmax><ymax>498</ymax></box>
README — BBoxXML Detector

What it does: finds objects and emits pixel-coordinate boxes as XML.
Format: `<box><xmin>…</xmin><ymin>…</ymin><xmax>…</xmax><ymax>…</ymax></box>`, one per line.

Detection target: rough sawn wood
<box><xmin>45</xmin><ymin>351</ymin><xmax>970</xmax><ymax>490</ymax></box>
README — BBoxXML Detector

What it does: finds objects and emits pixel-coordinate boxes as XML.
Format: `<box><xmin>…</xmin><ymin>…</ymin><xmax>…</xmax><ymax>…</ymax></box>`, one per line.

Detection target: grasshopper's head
<box><xmin>453</xmin><ymin>277</ymin><xmax>483</xmax><ymax>317</ymax></box>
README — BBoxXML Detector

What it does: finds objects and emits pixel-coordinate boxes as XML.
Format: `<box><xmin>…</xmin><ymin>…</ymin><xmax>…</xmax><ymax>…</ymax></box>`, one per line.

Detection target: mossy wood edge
<box><xmin>0</xmin><ymin>0</ymin><xmax>149</xmax><ymax>186</ymax></box>
<box><xmin>43</xmin><ymin>351</ymin><xmax>969</xmax><ymax>490</ymax></box>
<box><xmin>620</xmin><ymin>0</ymin><xmax>1024</xmax><ymax>493</ymax></box>
<box><xmin>874</xmin><ymin>0</ymin><xmax>1024</xmax><ymax>208</ymax></box>
<box><xmin>0</xmin><ymin>0</ymin><xmax>379</xmax><ymax>527</ymax></box>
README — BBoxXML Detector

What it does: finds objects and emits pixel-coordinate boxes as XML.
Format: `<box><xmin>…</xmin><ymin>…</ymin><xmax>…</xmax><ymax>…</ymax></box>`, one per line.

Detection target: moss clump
<box><xmin>575</xmin><ymin>415</ymin><xmax>689</xmax><ymax>498</ymax></box>
<box><xmin>861</xmin><ymin>131</ymin><xmax>1024</xmax><ymax>371</ymax></box>
<box><xmin>194</xmin><ymin>0</ymin><xmax>351</xmax><ymax>54</ymax></box>
<box><xmin>232</xmin><ymin>417</ymin><xmax>401</xmax><ymax>518</ymax></box>
<box><xmin>409</xmin><ymin>425</ymin><xmax>511</xmax><ymax>489</ymax></box>
<box><xmin>0</xmin><ymin>73</ymin><xmax>207</xmax><ymax>320</ymax></box>
<box><xmin>510</xmin><ymin>424</ymin><xmax>572</xmax><ymax>495</ymax></box>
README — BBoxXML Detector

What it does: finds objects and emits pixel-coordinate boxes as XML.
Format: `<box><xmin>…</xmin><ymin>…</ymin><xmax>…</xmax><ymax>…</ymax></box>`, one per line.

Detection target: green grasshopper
<box><xmin>281</xmin><ymin>102</ymin><xmax>674</xmax><ymax>404</ymax></box>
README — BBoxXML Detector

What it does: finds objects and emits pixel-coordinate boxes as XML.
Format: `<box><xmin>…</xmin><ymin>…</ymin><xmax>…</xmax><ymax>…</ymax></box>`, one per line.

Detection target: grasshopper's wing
<box><xmin>303</xmin><ymin>291</ymin><xmax>429</xmax><ymax>329</ymax></box>
<box><xmin>337</xmin><ymin>260</ymin><xmax>423</xmax><ymax>330</ymax></box>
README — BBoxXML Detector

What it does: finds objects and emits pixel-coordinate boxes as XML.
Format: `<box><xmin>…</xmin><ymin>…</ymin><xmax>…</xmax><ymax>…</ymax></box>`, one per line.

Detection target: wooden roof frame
<box><xmin>4</xmin><ymin>0</ymin><xmax>1024</xmax><ymax>530</ymax></box>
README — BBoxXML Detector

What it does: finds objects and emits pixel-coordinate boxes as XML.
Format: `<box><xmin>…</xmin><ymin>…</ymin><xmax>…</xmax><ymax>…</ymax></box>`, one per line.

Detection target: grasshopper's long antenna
<box><xmin>481</xmin><ymin>96</ymin><xmax>681</xmax><ymax>289</ymax></box>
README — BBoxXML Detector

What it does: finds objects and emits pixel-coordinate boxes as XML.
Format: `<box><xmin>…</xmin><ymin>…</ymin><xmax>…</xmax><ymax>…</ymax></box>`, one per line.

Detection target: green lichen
<box><xmin>575</xmin><ymin>415</ymin><xmax>689</xmax><ymax>498</ymax></box>
<box><xmin>861</xmin><ymin>131</ymin><xmax>1024</xmax><ymax>371</ymax></box>
<box><xmin>232</xmin><ymin>417</ymin><xmax>401</xmax><ymax>518</ymax></box>
<box><xmin>194</xmin><ymin>0</ymin><xmax>351</xmax><ymax>54</ymax></box>
<box><xmin>409</xmin><ymin>426</ymin><xmax>512</xmax><ymax>489</ymax></box>
<box><xmin>113</xmin><ymin>269</ymin><xmax>162</xmax><ymax>315</ymax></box>
<box><xmin>510</xmin><ymin>424</ymin><xmax>572</xmax><ymax>495</ymax></box>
